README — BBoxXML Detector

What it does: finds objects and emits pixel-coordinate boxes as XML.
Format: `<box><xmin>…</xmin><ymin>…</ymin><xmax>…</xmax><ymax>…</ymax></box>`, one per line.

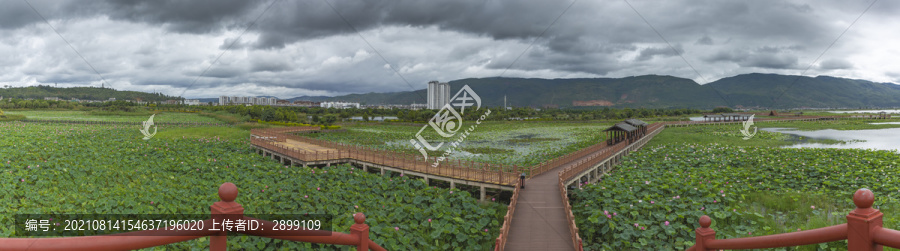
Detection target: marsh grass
<box><xmin>86</xmin><ymin>110</ymin><xmax>153</xmax><ymax>116</ymax></box>
<box><xmin>154</xmin><ymin>126</ymin><xmax>250</xmax><ymax>141</ymax></box>
<box><xmin>0</xmin><ymin>114</ymin><xmax>25</xmax><ymax>121</ymax></box>
<box><xmin>462</xmin><ymin>146</ymin><xmax>516</xmax><ymax>154</ymax></box>
<box><xmin>505</xmin><ymin>137</ymin><xmax>559</xmax><ymax>143</ymax></box>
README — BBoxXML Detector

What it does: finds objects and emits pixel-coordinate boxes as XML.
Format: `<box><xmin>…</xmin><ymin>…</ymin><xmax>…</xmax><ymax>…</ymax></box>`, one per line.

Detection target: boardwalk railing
<box><xmin>528</xmin><ymin>141</ymin><xmax>610</xmax><ymax>179</ymax></box>
<box><xmin>251</xmin><ymin>128</ymin><xmax>519</xmax><ymax>186</ymax></box>
<box><xmin>555</xmin><ymin>123</ymin><xmax>666</xmax><ymax>251</ymax></box>
<box><xmin>493</xmin><ymin>179</ymin><xmax>522</xmax><ymax>251</ymax></box>
<box><xmin>0</xmin><ymin>182</ymin><xmax>385</xmax><ymax>251</ymax></box>
<box><xmin>688</xmin><ymin>188</ymin><xmax>900</xmax><ymax>250</ymax></box>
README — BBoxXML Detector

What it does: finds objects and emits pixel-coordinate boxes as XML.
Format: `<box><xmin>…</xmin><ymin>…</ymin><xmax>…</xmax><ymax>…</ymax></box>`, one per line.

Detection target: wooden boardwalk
<box><xmin>504</xmin><ymin>158</ymin><xmax>579</xmax><ymax>250</ymax></box>
<box><xmin>251</xmin><ymin>116</ymin><xmax>857</xmax><ymax>251</ymax></box>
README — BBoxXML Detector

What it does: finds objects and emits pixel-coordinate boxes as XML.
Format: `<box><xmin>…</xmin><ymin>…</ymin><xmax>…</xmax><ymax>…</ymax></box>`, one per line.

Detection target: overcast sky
<box><xmin>1</xmin><ymin>0</ymin><xmax>897</xmax><ymax>99</ymax></box>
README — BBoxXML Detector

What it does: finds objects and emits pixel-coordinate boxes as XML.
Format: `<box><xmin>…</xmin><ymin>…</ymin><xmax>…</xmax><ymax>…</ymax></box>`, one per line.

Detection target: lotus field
<box><xmin>0</xmin><ymin>122</ymin><xmax>504</xmax><ymax>250</ymax></box>
<box><xmin>306</xmin><ymin>122</ymin><xmax>610</xmax><ymax>167</ymax></box>
<box><xmin>3</xmin><ymin>110</ymin><xmax>223</xmax><ymax>124</ymax></box>
<box><xmin>571</xmin><ymin>142</ymin><xmax>900</xmax><ymax>250</ymax></box>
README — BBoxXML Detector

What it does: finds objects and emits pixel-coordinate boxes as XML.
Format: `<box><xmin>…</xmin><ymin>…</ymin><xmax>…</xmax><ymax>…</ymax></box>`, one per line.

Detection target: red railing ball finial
<box><xmin>699</xmin><ymin>215</ymin><xmax>711</xmax><ymax>228</ymax></box>
<box><xmin>219</xmin><ymin>182</ymin><xmax>238</xmax><ymax>202</ymax></box>
<box><xmin>354</xmin><ymin>212</ymin><xmax>366</xmax><ymax>224</ymax></box>
<box><xmin>853</xmin><ymin>188</ymin><xmax>874</xmax><ymax>209</ymax></box>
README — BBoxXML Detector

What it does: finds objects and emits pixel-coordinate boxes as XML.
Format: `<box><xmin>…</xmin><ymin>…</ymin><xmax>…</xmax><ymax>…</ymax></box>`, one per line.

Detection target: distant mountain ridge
<box><xmin>0</xmin><ymin>86</ymin><xmax>178</xmax><ymax>102</ymax></box>
<box><xmin>293</xmin><ymin>73</ymin><xmax>900</xmax><ymax>109</ymax></box>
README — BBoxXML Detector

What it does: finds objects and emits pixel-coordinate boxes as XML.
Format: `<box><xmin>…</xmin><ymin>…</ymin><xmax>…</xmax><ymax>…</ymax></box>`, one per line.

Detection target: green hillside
<box><xmin>305</xmin><ymin>74</ymin><xmax>900</xmax><ymax>109</ymax></box>
<box><xmin>710</xmin><ymin>73</ymin><xmax>900</xmax><ymax>108</ymax></box>
<box><xmin>0</xmin><ymin>86</ymin><xmax>179</xmax><ymax>102</ymax></box>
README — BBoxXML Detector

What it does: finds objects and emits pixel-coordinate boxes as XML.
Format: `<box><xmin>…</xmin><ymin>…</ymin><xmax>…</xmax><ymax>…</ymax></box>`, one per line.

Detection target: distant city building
<box><xmin>108</xmin><ymin>98</ymin><xmax>116</xmax><ymax>101</ymax></box>
<box><xmin>427</xmin><ymin>81</ymin><xmax>450</xmax><ymax>109</ymax></box>
<box><xmin>218</xmin><ymin>96</ymin><xmax>277</xmax><ymax>106</ymax></box>
<box><xmin>410</xmin><ymin>103</ymin><xmax>427</xmax><ymax>110</ymax></box>
<box><xmin>184</xmin><ymin>99</ymin><xmax>201</xmax><ymax>106</ymax></box>
<box><xmin>320</xmin><ymin>102</ymin><xmax>360</xmax><ymax>109</ymax></box>
<box><xmin>44</xmin><ymin>97</ymin><xmax>59</xmax><ymax>101</ymax></box>
<box><xmin>292</xmin><ymin>100</ymin><xmax>321</xmax><ymax>107</ymax></box>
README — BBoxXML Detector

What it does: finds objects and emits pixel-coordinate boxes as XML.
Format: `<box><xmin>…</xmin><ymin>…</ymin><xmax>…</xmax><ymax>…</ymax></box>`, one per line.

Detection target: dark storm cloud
<box><xmin>102</xmin><ymin>0</ymin><xmax>257</xmax><ymax>33</ymax></box>
<box><xmin>0</xmin><ymin>0</ymin><xmax>106</xmax><ymax>30</ymax></box>
<box><xmin>4</xmin><ymin>0</ymin><xmax>900</xmax><ymax>97</ymax></box>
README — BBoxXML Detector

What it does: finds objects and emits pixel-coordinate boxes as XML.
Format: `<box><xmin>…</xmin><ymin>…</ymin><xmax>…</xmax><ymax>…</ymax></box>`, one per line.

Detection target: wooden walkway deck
<box><xmin>504</xmin><ymin>157</ymin><xmax>581</xmax><ymax>250</ymax></box>
<box><xmin>251</xmin><ymin>116</ymin><xmax>851</xmax><ymax>251</ymax></box>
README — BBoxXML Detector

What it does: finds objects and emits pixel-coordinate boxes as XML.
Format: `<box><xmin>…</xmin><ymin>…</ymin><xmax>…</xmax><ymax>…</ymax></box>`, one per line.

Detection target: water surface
<box><xmin>762</xmin><ymin>127</ymin><xmax>900</xmax><ymax>151</ymax></box>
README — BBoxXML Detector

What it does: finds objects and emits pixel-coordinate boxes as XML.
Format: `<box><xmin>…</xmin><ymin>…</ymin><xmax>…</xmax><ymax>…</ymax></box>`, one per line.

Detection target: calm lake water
<box><xmin>762</xmin><ymin>127</ymin><xmax>900</xmax><ymax>151</ymax></box>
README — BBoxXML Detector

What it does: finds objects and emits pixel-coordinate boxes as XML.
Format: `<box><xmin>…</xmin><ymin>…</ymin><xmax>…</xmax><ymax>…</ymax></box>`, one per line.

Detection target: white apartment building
<box><xmin>320</xmin><ymin>102</ymin><xmax>360</xmax><ymax>109</ymax></box>
<box><xmin>427</xmin><ymin>81</ymin><xmax>450</xmax><ymax>109</ymax></box>
<box><xmin>218</xmin><ymin>96</ymin><xmax>277</xmax><ymax>106</ymax></box>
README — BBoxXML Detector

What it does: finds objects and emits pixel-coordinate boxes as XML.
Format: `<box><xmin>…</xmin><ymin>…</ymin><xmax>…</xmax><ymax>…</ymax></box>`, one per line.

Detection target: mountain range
<box><xmin>278</xmin><ymin>73</ymin><xmax>900</xmax><ymax>109</ymax></box>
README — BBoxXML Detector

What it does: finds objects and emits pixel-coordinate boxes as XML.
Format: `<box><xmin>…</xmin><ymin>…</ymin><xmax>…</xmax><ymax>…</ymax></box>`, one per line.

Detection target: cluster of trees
<box><xmin>0</xmin><ymin>98</ymin><xmax>79</xmax><ymax>109</ymax></box>
<box><xmin>0</xmin><ymin>96</ymin><xmax>710</xmax><ymax>125</ymax></box>
<box><xmin>0</xmin><ymin>85</ymin><xmax>178</xmax><ymax>102</ymax></box>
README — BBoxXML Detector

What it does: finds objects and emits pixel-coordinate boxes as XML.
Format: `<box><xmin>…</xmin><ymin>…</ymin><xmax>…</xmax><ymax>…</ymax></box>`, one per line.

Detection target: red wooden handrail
<box><xmin>705</xmin><ymin>224</ymin><xmax>848</xmax><ymax>249</ymax></box>
<box><xmin>0</xmin><ymin>183</ymin><xmax>385</xmax><ymax>251</ymax></box>
<box><xmin>238</xmin><ymin>216</ymin><xmax>386</xmax><ymax>251</ymax></box>
<box><xmin>251</xmin><ymin>127</ymin><xmax>520</xmax><ymax>186</ymax></box>
<box><xmin>690</xmin><ymin>188</ymin><xmax>899</xmax><ymax>250</ymax></box>
<box><xmin>873</xmin><ymin>228</ymin><xmax>900</xmax><ymax>248</ymax></box>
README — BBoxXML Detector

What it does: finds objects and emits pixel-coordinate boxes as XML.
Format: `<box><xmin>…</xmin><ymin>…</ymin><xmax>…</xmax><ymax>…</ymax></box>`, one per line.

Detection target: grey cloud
<box><xmin>637</xmin><ymin>45</ymin><xmax>681</xmax><ymax>61</ymax></box>
<box><xmin>706</xmin><ymin>46</ymin><xmax>802</xmax><ymax>69</ymax></box>
<box><xmin>250</xmin><ymin>58</ymin><xmax>292</xmax><ymax>73</ymax></box>
<box><xmin>706</xmin><ymin>49</ymin><xmax>746</xmax><ymax>62</ymax></box>
<box><xmin>103</xmin><ymin>0</ymin><xmax>257</xmax><ymax>34</ymax></box>
<box><xmin>818</xmin><ymin>58</ymin><xmax>853</xmax><ymax>70</ymax></box>
<box><xmin>739</xmin><ymin>53</ymin><xmax>799</xmax><ymax>69</ymax></box>
<box><xmin>2</xmin><ymin>0</ymin><xmax>899</xmax><ymax>98</ymax></box>
<box><xmin>695</xmin><ymin>36</ymin><xmax>713</xmax><ymax>45</ymax></box>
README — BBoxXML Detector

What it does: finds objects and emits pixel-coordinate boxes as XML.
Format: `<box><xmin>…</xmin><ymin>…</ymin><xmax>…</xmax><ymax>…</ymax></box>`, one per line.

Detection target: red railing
<box><xmin>493</xmin><ymin>179</ymin><xmax>523</xmax><ymax>251</ymax></box>
<box><xmin>688</xmin><ymin>188</ymin><xmax>900</xmax><ymax>250</ymax></box>
<box><xmin>250</xmin><ymin>128</ymin><xmax>520</xmax><ymax>186</ymax></box>
<box><xmin>555</xmin><ymin>122</ymin><xmax>666</xmax><ymax>251</ymax></box>
<box><xmin>528</xmin><ymin>140</ymin><xmax>610</xmax><ymax>179</ymax></box>
<box><xmin>0</xmin><ymin>183</ymin><xmax>385</xmax><ymax>251</ymax></box>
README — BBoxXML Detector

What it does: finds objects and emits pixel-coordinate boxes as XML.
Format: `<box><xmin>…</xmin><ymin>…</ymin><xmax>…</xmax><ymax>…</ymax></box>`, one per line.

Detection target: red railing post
<box><xmin>351</xmin><ymin>213</ymin><xmax>370</xmax><ymax>251</ymax></box>
<box><xmin>210</xmin><ymin>182</ymin><xmax>244</xmax><ymax>251</ymax></box>
<box><xmin>847</xmin><ymin>188</ymin><xmax>883</xmax><ymax>251</ymax></box>
<box><xmin>694</xmin><ymin>215</ymin><xmax>716</xmax><ymax>251</ymax></box>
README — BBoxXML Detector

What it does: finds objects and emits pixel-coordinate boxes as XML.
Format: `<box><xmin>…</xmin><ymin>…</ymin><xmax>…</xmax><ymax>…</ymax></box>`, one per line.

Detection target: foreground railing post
<box><xmin>694</xmin><ymin>215</ymin><xmax>716</xmax><ymax>251</ymax></box>
<box><xmin>847</xmin><ymin>188</ymin><xmax>883</xmax><ymax>251</ymax></box>
<box><xmin>210</xmin><ymin>182</ymin><xmax>244</xmax><ymax>251</ymax></box>
<box><xmin>351</xmin><ymin>213</ymin><xmax>370</xmax><ymax>251</ymax></box>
